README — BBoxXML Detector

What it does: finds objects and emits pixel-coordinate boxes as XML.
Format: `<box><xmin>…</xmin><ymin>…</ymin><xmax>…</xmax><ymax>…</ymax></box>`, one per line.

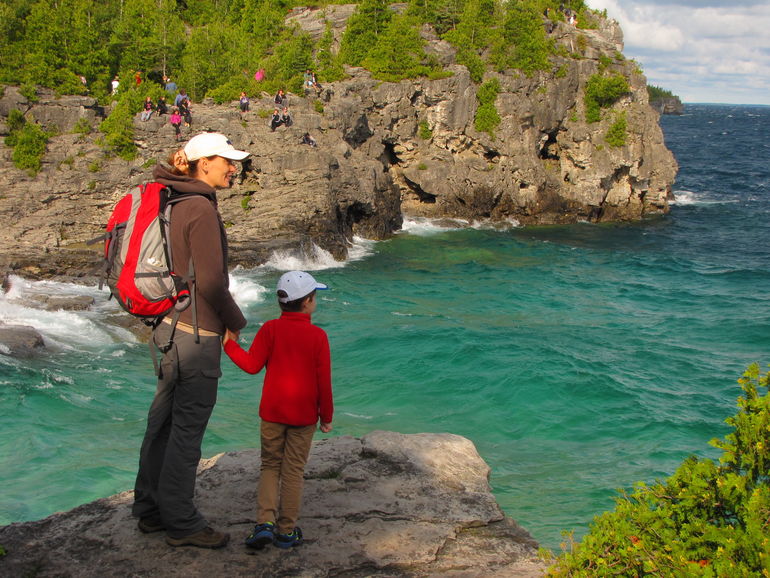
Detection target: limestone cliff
<box><xmin>0</xmin><ymin>8</ymin><xmax>677</xmax><ymax>279</ymax></box>
<box><xmin>0</xmin><ymin>432</ymin><xmax>547</xmax><ymax>577</ymax></box>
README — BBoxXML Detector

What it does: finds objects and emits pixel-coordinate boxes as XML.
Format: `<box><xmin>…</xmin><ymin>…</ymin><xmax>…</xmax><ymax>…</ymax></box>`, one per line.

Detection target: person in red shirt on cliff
<box><xmin>223</xmin><ymin>270</ymin><xmax>334</xmax><ymax>550</ymax></box>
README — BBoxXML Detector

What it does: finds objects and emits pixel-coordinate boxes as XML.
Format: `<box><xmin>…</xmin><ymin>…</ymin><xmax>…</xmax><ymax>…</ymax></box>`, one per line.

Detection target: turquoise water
<box><xmin>2</xmin><ymin>104</ymin><xmax>770</xmax><ymax>551</ymax></box>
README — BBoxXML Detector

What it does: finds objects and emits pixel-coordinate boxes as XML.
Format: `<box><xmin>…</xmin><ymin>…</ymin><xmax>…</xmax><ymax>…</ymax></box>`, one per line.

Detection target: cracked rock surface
<box><xmin>0</xmin><ymin>431</ymin><xmax>547</xmax><ymax>577</ymax></box>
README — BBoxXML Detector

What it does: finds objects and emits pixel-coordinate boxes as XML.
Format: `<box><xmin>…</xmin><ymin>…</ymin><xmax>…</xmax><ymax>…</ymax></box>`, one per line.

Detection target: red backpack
<box><xmin>91</xmin><ymin>182</ymin><xmax>197</xmax><ymax>350</ymax></box>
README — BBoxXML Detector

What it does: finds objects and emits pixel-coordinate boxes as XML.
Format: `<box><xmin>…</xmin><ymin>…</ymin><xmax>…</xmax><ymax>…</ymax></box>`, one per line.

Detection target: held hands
<box><xmin>319</xmin><ymin>422</ymin><xmax>332</xmax><ymax>433</ymax></box>
<box><xmin>222</xmin><ymin>329</ymin><xmax>239</xmax><ymax>345</ymax></box>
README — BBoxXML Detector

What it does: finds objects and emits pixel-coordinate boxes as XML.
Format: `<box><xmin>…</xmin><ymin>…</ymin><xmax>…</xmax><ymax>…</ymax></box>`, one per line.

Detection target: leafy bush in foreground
<box><xmin>548</xmin><ymin>363</ymin><xmax>770</xmax><ymax>576</ymax></box>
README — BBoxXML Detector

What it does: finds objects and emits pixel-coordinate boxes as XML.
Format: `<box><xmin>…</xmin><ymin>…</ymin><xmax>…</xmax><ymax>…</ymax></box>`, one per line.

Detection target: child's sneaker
<box><xmin>244</xmin><ymin>522</ymin><xmax>275</xmax><ymax>550</ymax></box>
<box><xmin>273</xmin><ymin>526</ymin><xmax>303</xmax><ymax>549</ymax></box>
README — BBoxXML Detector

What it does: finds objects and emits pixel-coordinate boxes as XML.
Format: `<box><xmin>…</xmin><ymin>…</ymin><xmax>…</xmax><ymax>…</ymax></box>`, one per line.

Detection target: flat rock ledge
<box><xmin>0</xmin><ymin>431</ymin><xmax>547</xmax><ymax>577</ymax></box>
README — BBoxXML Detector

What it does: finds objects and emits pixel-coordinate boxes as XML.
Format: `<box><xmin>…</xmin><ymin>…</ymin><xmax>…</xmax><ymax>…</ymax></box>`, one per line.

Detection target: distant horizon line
<box><xmin>682</xmin><ymin>101</ymin><xmax>770</xmax><ymax>107</ymax></box>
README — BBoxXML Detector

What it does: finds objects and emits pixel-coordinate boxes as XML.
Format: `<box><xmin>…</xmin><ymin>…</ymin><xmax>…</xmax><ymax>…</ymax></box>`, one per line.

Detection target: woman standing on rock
<box><xmin>132</xmin><ymin>133</ymin><xmax>249</xmax><ymax>549</ymax></box>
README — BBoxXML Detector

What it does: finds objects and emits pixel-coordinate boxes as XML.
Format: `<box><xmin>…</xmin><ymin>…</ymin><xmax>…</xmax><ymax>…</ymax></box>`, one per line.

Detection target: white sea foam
<box><xmin>259</xmin><ymin>237</ymin><xmax>377</xmax><ymax>272</ymax></box>
<box><xmin>0</xmin><ymin>275</ymin><xmax>135</xmax><ymax>350</ymax></box>
<box><xmin>229</xmin><ymin>271</ymin><xmax>269</xmax><ymax>306</ymax></box>
<box><xmin>399</xmin><ymin>215</ymin><xmax>521</xmax><ymax>234</ymax></box>
<box><xmin>671</xmin><ymin>190</ymin><xmax>738</xmax><ymax>206</ymax></box>
<box><xmin>347</xmin><ymin>236</ymin><xmax>378</xmax><ymax>262</ymax></box>
<box><xmin>469</xmin><ymin>217</ymin><xmax>521</xmax><ymax>230</ymax></box>
<box><xmin>399</xmin><ymin>216</ymin><xmax>469</xmax><ymax>235</ymax></box>
<box><xmin>343</xmin><ymin>412</ymin><xmax>374</xmax><ymax>420</ymax></box>
<box><xmin>260</xmin><ymin>243</ymin><xmax>342</xmax><ymax>271</ymax></box>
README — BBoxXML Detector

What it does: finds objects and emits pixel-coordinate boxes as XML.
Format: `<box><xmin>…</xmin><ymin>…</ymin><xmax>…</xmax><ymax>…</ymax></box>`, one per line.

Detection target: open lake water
<box><xmin>1</xmin><ymin>103</ymin><xmax>769</xmax><ymax>550</ymax></box>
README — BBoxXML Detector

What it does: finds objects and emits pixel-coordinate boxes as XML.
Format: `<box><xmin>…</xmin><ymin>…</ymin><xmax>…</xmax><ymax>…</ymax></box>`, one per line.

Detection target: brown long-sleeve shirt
<box><xmin>153</xmin><ymin>165</ymin><xmax>246</xmax><ymax>335</ymax></box>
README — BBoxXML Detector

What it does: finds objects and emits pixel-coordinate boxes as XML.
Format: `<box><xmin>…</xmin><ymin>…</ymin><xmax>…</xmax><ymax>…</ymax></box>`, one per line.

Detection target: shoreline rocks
<box><xmin>0</xmin><ymin>431</ymin><xmax>548</xmax><ymax>577</ymax></box>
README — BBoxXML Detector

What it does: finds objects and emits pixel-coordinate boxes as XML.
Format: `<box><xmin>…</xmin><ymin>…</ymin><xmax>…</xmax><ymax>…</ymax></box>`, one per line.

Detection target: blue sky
<box><xmin>585</xmin><ymin>0</ymin><xmax>770</xmax><ymax>105</ymax></box>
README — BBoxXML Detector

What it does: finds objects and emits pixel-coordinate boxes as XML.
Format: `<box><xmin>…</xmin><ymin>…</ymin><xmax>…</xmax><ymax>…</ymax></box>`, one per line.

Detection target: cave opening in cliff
<box><xmin>538</xmin><ymin>130</ymin><xmax>560</xmax><ymax>160</ymax></box>
<box><xmin>381</xmin><ymin>142</ymin><xmax>402</xmax><ymax>168</ymax></box>
<box><xmin>339</xmin><ymin>201</ymin><xmax>372</xmax><ymax>232</ymax></box>
<box><xmin>483</xmin><ymin>149</ymin><xmax>500</xmax><ymax>162</ymax></box>
<box><xmin>403</xmin><ymin>175</ymin><xmax>436</xmax><ymax>204</ymax></box>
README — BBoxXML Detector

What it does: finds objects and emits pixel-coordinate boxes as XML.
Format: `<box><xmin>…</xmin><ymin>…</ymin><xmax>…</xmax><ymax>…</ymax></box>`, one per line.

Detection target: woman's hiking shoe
<box><xmin>273</xmin><ymin>526</ymin><xmax>303</xmax><ymax>549</ymax></box>
<box><xmin>244</xmin><ymin>522</ymin><xmax>275</xmax><ymax>550</ymax></box>
<box><xmin>165</xmin><ymin>526</ymin><xmax>230</xmax><ymax>549</ymax></box>
<box><xmin>137</xmin><ymin>516</ymin><xmax>165</xmax><ymax>533</ymax></box>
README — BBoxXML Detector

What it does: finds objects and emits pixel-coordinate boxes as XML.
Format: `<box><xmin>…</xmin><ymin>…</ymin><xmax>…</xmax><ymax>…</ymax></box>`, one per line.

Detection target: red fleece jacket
<box><xmin>224</xmin><ymin>311</ymin><xmax>333</xmax><ymax>426</ymax></box>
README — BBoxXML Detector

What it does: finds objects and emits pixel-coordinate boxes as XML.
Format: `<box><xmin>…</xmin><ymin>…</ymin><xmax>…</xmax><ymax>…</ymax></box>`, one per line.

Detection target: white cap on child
<box><xmin>276</xmin><ymin>271</ymin><xmax>328</xmax><ymax>303</ymax></box>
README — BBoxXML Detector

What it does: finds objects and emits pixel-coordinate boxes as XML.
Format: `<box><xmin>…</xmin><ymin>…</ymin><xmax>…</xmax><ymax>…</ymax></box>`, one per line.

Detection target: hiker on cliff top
<box><xmin>140</xmin><ymin>97</ymin><xmax>154</xmax><ymax>122</ymax></box>
<box><xmin>280</xmin><ymin>107</ymin><xmax>293</xmax><ymax>128</ymax></box>
<box><xmin>239</xmin><ymin>92</ymin><xmax>250</xmax><ymax>115</ymax></box>
<box><xmin>156</xmin><ymin>96</ymin><xmax>168</xmax><ymax>116</ymax></box>
<box><xmin>174</xmin><ymin>89</ymin><xmax>188</xmax><ymax>108</ymax></box>
<box><xmin>169</xmin><ymin>107</ymin><xmax>182</xmax><ymax>140</ymax></box>
<box><xmin>223</xmin><ymin>270</ymin><xmax>334</xmax><ymax>550</ymax></box>
<box><xmin>274</xmin><ymin>89</ymin><xmax>286</xmax><ymax>107</ymax></box>
<box><xmin>270</xmin><ymin>108</ymin><xmax>283</xmax><ymax>131</ymax></box>
<box><xmin>132</xmin><ymin>132</ymin><xmax>250</xmax><ymax>549</ymax></box>
<box><xmin>301</xmin><ymin>133</ymin><xmax>317</xmax><ymax>148</ymax></box>
<box><xmin>178</xmin><ymin>97</ymin><xmax>192</xmax><ymax>127</ymax></box>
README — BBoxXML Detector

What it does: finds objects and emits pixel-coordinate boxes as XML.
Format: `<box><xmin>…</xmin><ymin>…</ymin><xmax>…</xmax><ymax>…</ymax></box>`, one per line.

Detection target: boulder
<box><xmin>0</xmin><ymin>324</ymin><xmax>45</xmax><ymax>357</ymax></box>
<box><xmin>0</xmin><ymin>432</ymin><xmax>547</xmax><ymax>577</ymax></box>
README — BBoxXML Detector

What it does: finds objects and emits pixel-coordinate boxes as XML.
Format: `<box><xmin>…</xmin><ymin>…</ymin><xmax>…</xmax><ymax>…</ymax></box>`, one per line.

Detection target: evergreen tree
<box><xmin>109</xmin><ymin>0</ymin><xmax>185</xmax><ymax>80</ymax></box>
<box><xmin>406</xmin><ymin>0</ymin><xmax>465</xmax><ymax>35</ymax></box>
<box><xmin>339</xmin><ymin>0</ymin><xmax>393</xmax><ymax>66</ymax></box>
<box><xmin>362</xmin><ymin>14</ymin><xmax>427</xmax><ymax>82</ymax></box>
<box><xmin>493</xmin><ymin>0</ymin><xmax>552</xmax><ymax>76</ymax></box>
<box><xmin>178</xmin><ymin>21</ymin><xmax>247</xmax><ymax>100</ymax></box>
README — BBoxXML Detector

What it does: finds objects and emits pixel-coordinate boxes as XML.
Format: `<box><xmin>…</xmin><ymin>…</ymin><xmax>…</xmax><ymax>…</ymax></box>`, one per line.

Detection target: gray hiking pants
<box><xmin>132</xmin><ymin>322</ymin><xmax>222</xmax><ymax>538</ymax></box>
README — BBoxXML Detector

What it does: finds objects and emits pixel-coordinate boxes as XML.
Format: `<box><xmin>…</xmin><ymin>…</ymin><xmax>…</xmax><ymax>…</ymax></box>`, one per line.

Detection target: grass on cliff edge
<box><xmin>546</xmin><ymin>362</ymin><xmax>770</xmax><ymax>576</ymax></box>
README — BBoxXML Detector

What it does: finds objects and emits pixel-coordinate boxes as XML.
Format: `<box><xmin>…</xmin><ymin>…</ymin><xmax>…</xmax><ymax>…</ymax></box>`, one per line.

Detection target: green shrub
<box><xmin>474</xmin><ymin>78</ymin><xmax>501</xmax><ymax>139</ymax></box>
<box><xmin>605</xmin><ymin>112</ymin><xmax>627</xmax><ymax>148</ymax></box>
<box><xmin>73</xmin><ymin>118</ymin><xmax>93</xmax><ymax>135</ymax></box>
<box><xmin>550</xmin><ymin>362</ymin><xmax>770</xmax><ymax>577</ymax></box>
<box><xmin>457</xmin><ymin>47</ymin><xmax>486</xmax><ymax>84</ymax></box>
<box><xmin>99</xmin><ymin>90</ymin><xmax>143</xmax><ymax>161</ymax></box>
<box><xmin>584</xmin><ymin>72</ymin><xmax>629</xmax><ymax>123</ymax></box>
<box><xmin>417</xmin><ymin>162</ymin><xmax>427</xmax><ymax>170</ymax></box>
<box><xmin>313</xmin><ymin>99</ymin><xmax>325</xmax><ymax>114</ymax></box>
<box><xmin>6</xmin><ymin>109</ymin><xmax>25</xmax><ymax>136</ymax></box>
<box><xmin>418</xmin><ymin>120</ymin><xmax>432</xmax><ymax>140</ymax></box>
<box><xmin>5</xmin><ymin>111</ymin><xmax>49</xmax><ymax>175</ymax></box>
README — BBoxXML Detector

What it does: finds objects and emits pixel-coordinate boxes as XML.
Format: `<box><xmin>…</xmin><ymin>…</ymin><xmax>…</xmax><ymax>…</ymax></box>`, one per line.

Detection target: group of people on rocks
<box><xmin>135</xmin><ymin>83</ymin><xmax>192</xmax><ymax>142</ymax></box>
<box><xmin>131</xmin><ymin>67</ymin><xmax>327</xmax><ymax>144</ymax></box>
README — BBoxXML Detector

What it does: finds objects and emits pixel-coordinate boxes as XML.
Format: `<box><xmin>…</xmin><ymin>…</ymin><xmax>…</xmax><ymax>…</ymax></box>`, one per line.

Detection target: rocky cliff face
<box><xmin>649</xmin><ymin>96</ymin><xmax>685</xmax><ymax>115</ymax></box>
<box><xmin>0</xmin><ymin>9</ymin><xmax>677</xmax><ymax>279</ymax></box>
<box><xmin>0</xmin><ymin>432</ymin><xmax>548</xmax><ymax>577</ymax></box>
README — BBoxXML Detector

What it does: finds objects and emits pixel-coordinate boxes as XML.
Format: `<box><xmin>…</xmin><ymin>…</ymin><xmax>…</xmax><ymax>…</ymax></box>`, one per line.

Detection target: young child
<box><xmin>223</xmin><ymin>271</ymin><xmax>334</xmax><ymax>549</ymax></box>
<box><xmin>169</xmin><ymin>107</ymin><xmax>182</xmax><ymax>141</ymax></box>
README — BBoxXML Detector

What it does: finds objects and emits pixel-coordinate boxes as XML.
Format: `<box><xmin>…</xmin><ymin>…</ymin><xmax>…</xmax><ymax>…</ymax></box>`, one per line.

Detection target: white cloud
<box><xmin>585</xmin><ymin>0</ymin><xmax>770</xmax><ymax>104</ymax></box>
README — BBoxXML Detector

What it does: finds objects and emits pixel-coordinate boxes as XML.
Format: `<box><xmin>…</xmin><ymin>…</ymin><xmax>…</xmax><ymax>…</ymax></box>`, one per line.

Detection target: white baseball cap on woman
<box><xmin>184</xmin><ymin>132</ymin><xmax>250</xmax><ymax>161</ymax></box>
